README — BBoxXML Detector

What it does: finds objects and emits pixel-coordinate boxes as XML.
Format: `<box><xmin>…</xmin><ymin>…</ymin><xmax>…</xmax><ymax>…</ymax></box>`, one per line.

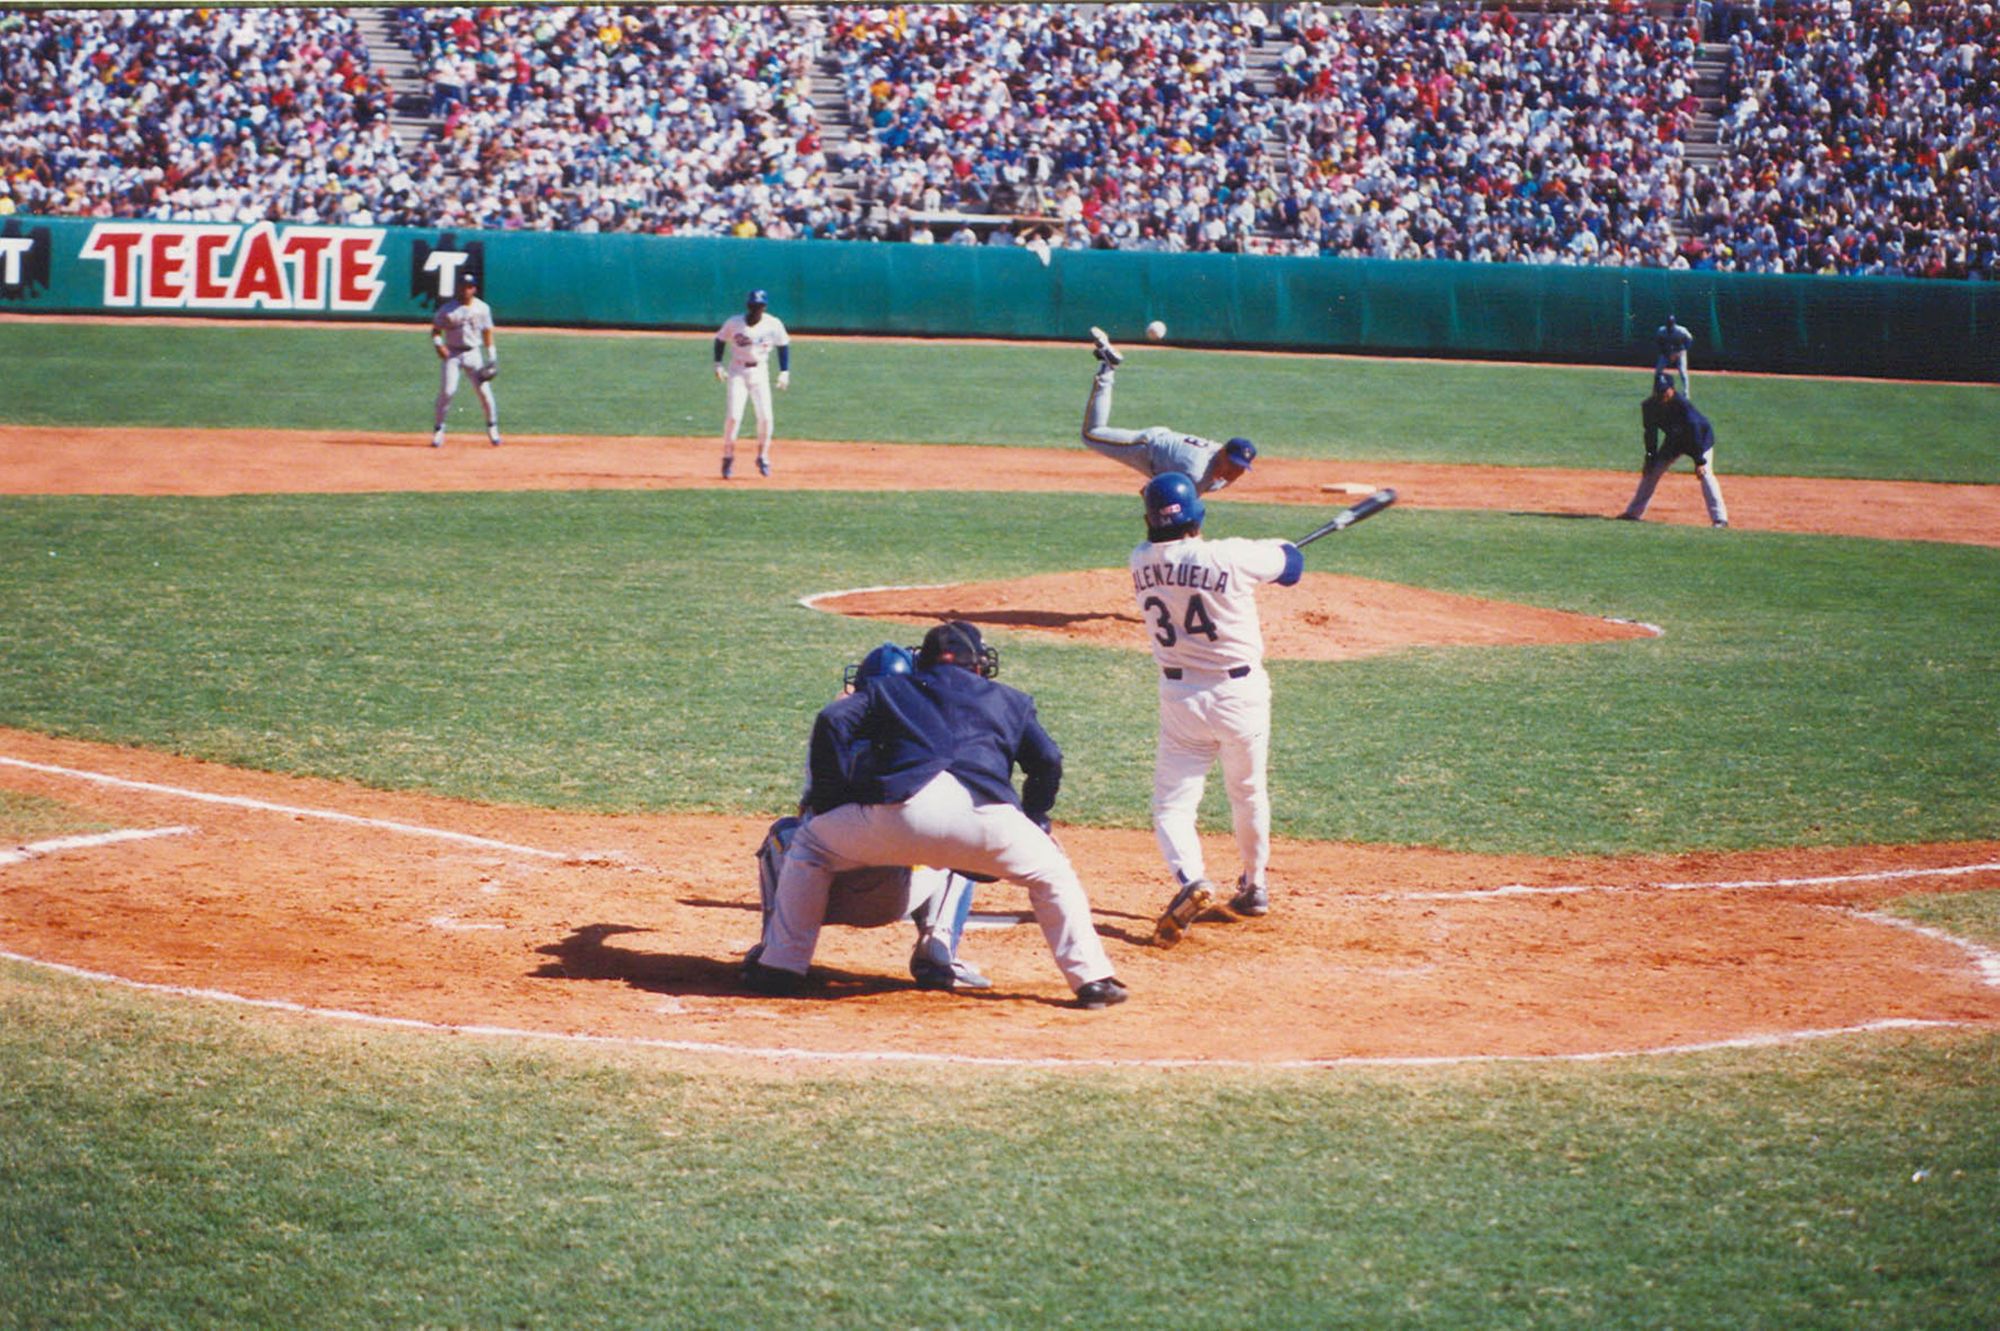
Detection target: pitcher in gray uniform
<box><xmin>1080</xmin><ymin>326</ymin><xmax>1255</xmax><ymax>494</ymax></box>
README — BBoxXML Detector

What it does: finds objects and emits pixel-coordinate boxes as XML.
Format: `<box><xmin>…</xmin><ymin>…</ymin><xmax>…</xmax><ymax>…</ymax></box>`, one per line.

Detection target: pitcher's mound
<box><xmin>809</xmin><ymin>570</ymin><xmax>1658</xmax><ymax>660</ymax></box>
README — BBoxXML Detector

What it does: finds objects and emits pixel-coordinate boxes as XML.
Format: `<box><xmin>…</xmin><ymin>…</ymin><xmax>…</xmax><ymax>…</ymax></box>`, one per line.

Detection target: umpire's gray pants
<box><xmin>762</xmin><ymin>772</ymin><xmax>1113</xmax><ymax>991</ymax></box>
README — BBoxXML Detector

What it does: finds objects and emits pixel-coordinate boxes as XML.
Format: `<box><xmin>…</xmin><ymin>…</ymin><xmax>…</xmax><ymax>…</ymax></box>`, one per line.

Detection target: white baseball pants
<box><xmin>1152</xmin><ymin>668</ymin><xmax>1272</xmax><ymax>891</ymax></box>
<box><xmin>435</xmin><ymin>350</ymin><xmax>497</xmax><ymax>431</ymax></box>
<box><xmin>762</xmin><ymin>772</ymin><xmax>1114</xmax><ymax>990</ymax></box>
<box><xmin>722</xmin><ymin>368</ymin><xmax>775</xmax><ymax>460</ymax></box>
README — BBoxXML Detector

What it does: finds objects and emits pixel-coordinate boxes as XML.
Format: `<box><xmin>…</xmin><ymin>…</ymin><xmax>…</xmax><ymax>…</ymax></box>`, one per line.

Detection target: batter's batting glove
<box><xmin>777</xmin><ymin>371</ymin><xmax>790</xmax><ymax>391</ymax></box>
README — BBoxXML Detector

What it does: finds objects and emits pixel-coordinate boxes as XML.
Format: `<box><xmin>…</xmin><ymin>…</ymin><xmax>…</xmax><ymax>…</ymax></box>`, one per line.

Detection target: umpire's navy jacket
<box><xmin>1642</xmin><ymin>392</ymin><xmax>1716</xmax><ymax>463</ymax></box>
<box><xmin>804</xmin><ymin>664</ymin><xmax>1062</xmax><ymax>822</ymax></box>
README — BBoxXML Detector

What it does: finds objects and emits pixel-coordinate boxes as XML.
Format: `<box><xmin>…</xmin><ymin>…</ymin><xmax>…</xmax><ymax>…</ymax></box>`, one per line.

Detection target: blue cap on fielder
<box><xmin>746</xmin><ymin>288</ymin><xmax>768</xmax><ymax>306</ymax></box>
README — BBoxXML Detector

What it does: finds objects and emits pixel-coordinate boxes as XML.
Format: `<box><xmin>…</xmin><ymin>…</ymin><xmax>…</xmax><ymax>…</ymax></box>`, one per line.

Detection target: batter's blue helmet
<box><xmin>1224</xmin><ymin>437</ymin><xmax>1257</xmax><ymax>467</ymax></box>
<box><xmin>1142</xmin><ymin>471</ymin><xmax>1205</xmax><ymax>538</ymax></box>
<box><xmin>843</xmin><ymin>641</ymin><xmax>915</xmax><ymax>690</ymax></box>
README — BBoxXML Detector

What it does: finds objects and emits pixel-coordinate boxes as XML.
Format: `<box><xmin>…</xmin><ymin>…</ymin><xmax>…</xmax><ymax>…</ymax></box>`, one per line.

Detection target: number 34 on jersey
<box><xmin>1128</xmin><ymin>536</ymin><xmax>1303</xmax><ymax>672</ymax></box>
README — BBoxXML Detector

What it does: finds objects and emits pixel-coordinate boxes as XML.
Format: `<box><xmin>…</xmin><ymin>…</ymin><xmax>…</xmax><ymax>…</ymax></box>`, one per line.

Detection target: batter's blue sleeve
<box><xmin>1277</xmin><ymin>543</ymin><xmax>1304</xmax><ymax>586</ymax></box>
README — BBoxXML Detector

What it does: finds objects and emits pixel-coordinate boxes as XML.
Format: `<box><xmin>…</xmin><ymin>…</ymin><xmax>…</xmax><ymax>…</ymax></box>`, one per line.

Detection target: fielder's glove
<box><xmin>475</xmin><ymin>362</ymin><xmax>499</xmax><ymax>383</ymax></box>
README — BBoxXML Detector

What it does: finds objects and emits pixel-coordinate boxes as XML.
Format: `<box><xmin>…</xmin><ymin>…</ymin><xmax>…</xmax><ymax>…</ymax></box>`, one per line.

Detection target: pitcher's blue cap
<box><xmin>1225</xmin><ymin>437</ymin><xmax>1257</xmax><ymax>466</ymax></box>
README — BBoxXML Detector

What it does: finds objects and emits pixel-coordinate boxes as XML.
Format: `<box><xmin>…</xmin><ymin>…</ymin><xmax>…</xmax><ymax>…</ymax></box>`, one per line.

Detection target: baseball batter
<box><xmin>1129</xmin><ymin>471</ymin><xmax>1304</xmax><ymax>947</ymax></box>
<box><xmin>430</xmin><ymin>271</ymin><xmax>500</xmax><ymax>447</ymax></box>
<box><xmin>712</xmin><ymin>288</ymin><xmax>790</xmax><ymax>478</ymax></box>
<box><xmin>748</xmin><ymin>642</ymin><xmax>990</xmax><ymax>991</ymax></box>
<box><xmin>1080</xmin><ymin>327</ymin><xmax>1256</xmax><ymax>493</ymax></box>
<box><xmin>749</xmin><ymin>621</ymin><xmax>1127</xmax><ymax>1009</ymax></box>
<box><xmin>1654</xmin><ymin>314</ymin><xmax>1694</xmax><ymax>394</ymax></box>
<box><xmin>1619</xmin><ymin>371</ymin><xmax>1729</xmax><ymax>527</ymax></box>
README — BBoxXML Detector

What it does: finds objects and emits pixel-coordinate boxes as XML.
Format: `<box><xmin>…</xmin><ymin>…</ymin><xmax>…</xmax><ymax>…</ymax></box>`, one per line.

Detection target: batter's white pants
<box><xmin>1152</xmin><ymin>668</ymin><xmax>1272</xmax><ymax>891</ymax></box>
<box><xmin>1623</xmin><ymin>455</ymin><xmax>1728</xmax><ymax>525</ymax></box>
<box><xmin>722</xmin><ymin>369</ymin><xmax>775</xmax><ymax>460</ymax></box>
<box><xmin>762</xmin><ymin>772</ymin><xmax>1114</xmax><ymax>990</ymax></box>
<box><xmin>435</xmin><ymin>350</ymin><xmax>498</xmax><ymax>433</ymax></box>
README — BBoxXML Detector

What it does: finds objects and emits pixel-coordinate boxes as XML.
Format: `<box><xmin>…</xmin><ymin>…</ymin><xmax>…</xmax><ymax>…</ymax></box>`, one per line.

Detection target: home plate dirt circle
<box><xmin>3</xmin><ymin>733</ymin><xmax>1997</xmax><ymax>1068</ymax></box>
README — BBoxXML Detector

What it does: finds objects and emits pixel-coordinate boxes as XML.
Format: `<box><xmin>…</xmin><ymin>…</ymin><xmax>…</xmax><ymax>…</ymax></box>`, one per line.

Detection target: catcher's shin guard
<box><xmin>755</xmin><ymin>816</ymin><xmax>802</xmax><ymax>946</ymax></box>
<box><xmin>910</xmin><ymin>871</ymin><xmax>988</xmax><ymax>990</ymax></box>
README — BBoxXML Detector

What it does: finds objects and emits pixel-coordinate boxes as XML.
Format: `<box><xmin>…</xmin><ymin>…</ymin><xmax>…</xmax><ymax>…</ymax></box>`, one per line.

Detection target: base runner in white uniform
<box><xmin>1129</xmin><ymin>471</ymin><xmax>1305</xmax><ymax>947</ymax></box>
<box><xmin>430</xmin><ymin>271</ymin><xmax>500</xmax><ymax>447</ymax></box>
<box><xmin>712</xmin><ymin>287</ymin><xmax>790</xmax><ymax>478</ymax></box>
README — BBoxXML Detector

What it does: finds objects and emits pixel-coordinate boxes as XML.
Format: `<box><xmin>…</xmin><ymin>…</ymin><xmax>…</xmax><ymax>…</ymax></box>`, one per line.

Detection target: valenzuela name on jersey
<box><xmin>1133</xmin><ymin>559</ymin><xmax>1230</xmax><ymax>594</ymax></box>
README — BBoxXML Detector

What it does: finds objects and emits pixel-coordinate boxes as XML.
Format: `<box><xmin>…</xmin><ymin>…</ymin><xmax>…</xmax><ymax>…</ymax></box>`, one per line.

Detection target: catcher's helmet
<box><xmin>918</xmin><ymin>621</ymin><xmax>999</xmax><ymax>678</ymax></box>
<box><xmin>843</xmin><ymin>641</ymin><xmax>915</xmax><ymax>690</ymax></box>
<box><xmin>1142</xmin><ymin>471</ymin><xmax>1205</xmax><ymax>539</ymax></box>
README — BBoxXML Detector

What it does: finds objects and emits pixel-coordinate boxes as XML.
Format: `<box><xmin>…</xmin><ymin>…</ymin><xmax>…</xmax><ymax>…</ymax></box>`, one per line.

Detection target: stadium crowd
<box><xmin>1693</xmin><ymin>1</ymin><xmax>1999</xmax><ymax>278</ymax></box>
<box><xmin>0</xmin><ymin>7</ymin><xmax>406</xmax><ymax>226</ymax></box>
<box><xmin>0</xmin><ymin>3</ymin><xmax>1993</xmax><ymax>279</ymax></box>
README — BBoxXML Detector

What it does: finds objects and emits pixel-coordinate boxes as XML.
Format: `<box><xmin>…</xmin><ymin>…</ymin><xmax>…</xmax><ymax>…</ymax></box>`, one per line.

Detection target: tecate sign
<box><xmin>79</xmin><ymin>221</ymin><xmax>386</xmax><ymax>311</ymax></box>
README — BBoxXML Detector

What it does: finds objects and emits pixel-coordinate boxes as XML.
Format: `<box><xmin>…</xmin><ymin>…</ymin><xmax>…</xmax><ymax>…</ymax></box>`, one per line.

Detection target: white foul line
<box><xmin>0</xmin><ymin>946</ymin><xmax>1977</xmax><ymax>1071</ymax></box>
<box><xmin>1398</xmin><ymin>859</ymin><xmax>2000</xmax><ymax>902</ymax></box>
<box><xmin>0</xmin><ymin>754</ymin><xmax>572</xmax><ymax>861</ymax></box>
<box><xmin>0</xmin><ymin>825</ymin><xmax>193</xmax><ymax>867</ymax></box>
<box><xmin>1853</xmin><ymin>908</ymin><xmax>2000</xmax><ymax>988</ymax></box>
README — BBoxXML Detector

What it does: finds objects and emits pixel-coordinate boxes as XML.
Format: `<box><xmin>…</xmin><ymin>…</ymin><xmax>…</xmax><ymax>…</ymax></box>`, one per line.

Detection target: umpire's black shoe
<box><xmin>741</xmin><ymin>959</ymin><xmax>809</xmax><ymax>997</ymax></box>
<box><xmin>1074</xmin><ymin>977</ymin><xmax>1130</xmax><ymax>1010</ymax></box>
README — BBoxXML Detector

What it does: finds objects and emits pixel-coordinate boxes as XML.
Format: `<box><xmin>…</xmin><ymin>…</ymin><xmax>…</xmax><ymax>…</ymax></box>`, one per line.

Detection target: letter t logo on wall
<box><xmin>424</xmin><ymin>249</ymin><xmax>471</xmax><ymax>297</ymax></box>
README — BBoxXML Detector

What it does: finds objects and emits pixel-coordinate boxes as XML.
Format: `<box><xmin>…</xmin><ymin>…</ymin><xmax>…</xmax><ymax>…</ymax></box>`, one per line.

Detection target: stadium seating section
<box><xmin>1</xmin><ymin>3</ymin><xmax>1992</xmax><ymax>278</ymax></box>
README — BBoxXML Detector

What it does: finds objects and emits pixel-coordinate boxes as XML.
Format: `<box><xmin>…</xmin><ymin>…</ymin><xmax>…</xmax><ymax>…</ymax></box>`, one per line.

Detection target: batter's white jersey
<box><xmin>432</xmin><ymin>296</ymin><xmax>493</xmax><ymax>353</ymax></box>
<box><xmin>1129</xmin><ymin>534</ymin><xmax>1303</xmax><ymax>673</ymax></box>
<box><xmin>716</xmin><ymin>312</ymin><xmax>790</xmax><ymax>375</ymax></box>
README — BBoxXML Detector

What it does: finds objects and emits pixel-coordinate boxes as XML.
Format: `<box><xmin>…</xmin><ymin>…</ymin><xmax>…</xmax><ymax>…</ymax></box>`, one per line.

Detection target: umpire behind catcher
<box><xmin>1619</xmin><ymin>370</ymin><xmax>1730</xmax><ymax>528</ymax></box>
<box><xmin>748</xmin><ymin>621</ymin><xmax>1128</xmax><ymax>1009</ymax></box>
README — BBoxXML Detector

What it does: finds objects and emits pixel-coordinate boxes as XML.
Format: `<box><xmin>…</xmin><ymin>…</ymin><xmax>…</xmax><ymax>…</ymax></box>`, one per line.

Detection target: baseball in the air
<box><xmin>1145</xmin><ymin>320</ymin><xmax>1168</xmax><ymax>342</ymax></box>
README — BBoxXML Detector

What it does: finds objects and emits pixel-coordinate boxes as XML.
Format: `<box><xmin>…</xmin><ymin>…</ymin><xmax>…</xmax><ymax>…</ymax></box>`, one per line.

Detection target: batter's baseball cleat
<box><xmin>1228</xmin><ymin>878</ymin><xmax>1269</xmax><ymax>917</ymax></box>
<box><xmin>756</xmin><ymin>457</ymin><xmax>771</xmax><ymax>477</ymax></box>
<box><xmin>1151</xmin><ymin>878</ymin><xmax>1215</xmax><ymax>948</ymax></box>
<box><xmin>1088</xmin><ymin>325</ymin><xmax>1124</xmax><ymax>367</ymax></box>
<box><xmin>1073</xmin><ymin>976</ymin><xmax>1129</xmax><ymax>1009</ymax></box>
<box><xmin>721</xmin><ymin>455</ymin><xmax>734</xmax><ymax>479</ymax></box>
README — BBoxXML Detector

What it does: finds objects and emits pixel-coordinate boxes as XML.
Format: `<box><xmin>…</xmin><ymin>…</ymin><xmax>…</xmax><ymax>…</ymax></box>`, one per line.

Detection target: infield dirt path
<box><xmin>2</xmin><ymin>425</ymin><xmax>1997</xmax><ymax>1066</ymax></box>
<box><xmin>3</xmin><ymin>423</ymin><xmax>1997</xmax><ymax>546</ymax></box>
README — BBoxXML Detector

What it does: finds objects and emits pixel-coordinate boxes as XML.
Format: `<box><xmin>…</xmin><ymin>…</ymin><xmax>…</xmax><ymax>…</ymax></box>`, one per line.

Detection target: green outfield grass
<box><xmin>3</xmin><ymin>321</ymin><xmax>1996</xmax><ymax>481</ymax></box>
<box><xmin>1</xmin><ymin>489</ymin><xmax>1995</xmax><ymax>853</ymax></box>
<box><xmin>3</xmin><ymin>319</ymin><xmax>1997</xmax><ymax>1327</ymax></box>
<box><xmin>3</xmin><ymin>941</ymin><xmax>1997</xmax><ymax>1331</ymax></box>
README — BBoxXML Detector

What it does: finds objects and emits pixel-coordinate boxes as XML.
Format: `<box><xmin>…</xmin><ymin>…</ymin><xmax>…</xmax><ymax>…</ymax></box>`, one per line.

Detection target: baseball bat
<box><xmin>1293</xmin><ymin>488</ymin><xmax>1397</xmax><ymax>548</ymax></box>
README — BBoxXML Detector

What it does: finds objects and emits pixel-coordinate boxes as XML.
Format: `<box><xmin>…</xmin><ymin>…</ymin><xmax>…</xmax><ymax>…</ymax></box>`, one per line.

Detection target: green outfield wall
<box><xmin>4</xmin><ymin>214</ymin><xmax>1993</xmax><ymax>380</ymax></box>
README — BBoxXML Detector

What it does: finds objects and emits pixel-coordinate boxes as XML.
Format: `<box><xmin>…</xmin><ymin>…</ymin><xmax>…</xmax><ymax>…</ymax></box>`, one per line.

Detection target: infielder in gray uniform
<box><xmin>430</xmin><ymin>271</ymin><xmax>500</xmax><ymax>447</ymax></box>
<box><xmin>1080</xmin><ymin>326</ymin><xmax>1256</xmax><ymax>493</ymax></box>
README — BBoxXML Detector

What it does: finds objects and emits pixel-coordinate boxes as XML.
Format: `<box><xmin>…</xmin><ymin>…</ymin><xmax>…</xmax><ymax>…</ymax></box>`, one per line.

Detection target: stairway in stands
<box><xmin>352</xmin><ymin>7</ymin><xmax>438</xmax><ymax>159</ymax></box>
